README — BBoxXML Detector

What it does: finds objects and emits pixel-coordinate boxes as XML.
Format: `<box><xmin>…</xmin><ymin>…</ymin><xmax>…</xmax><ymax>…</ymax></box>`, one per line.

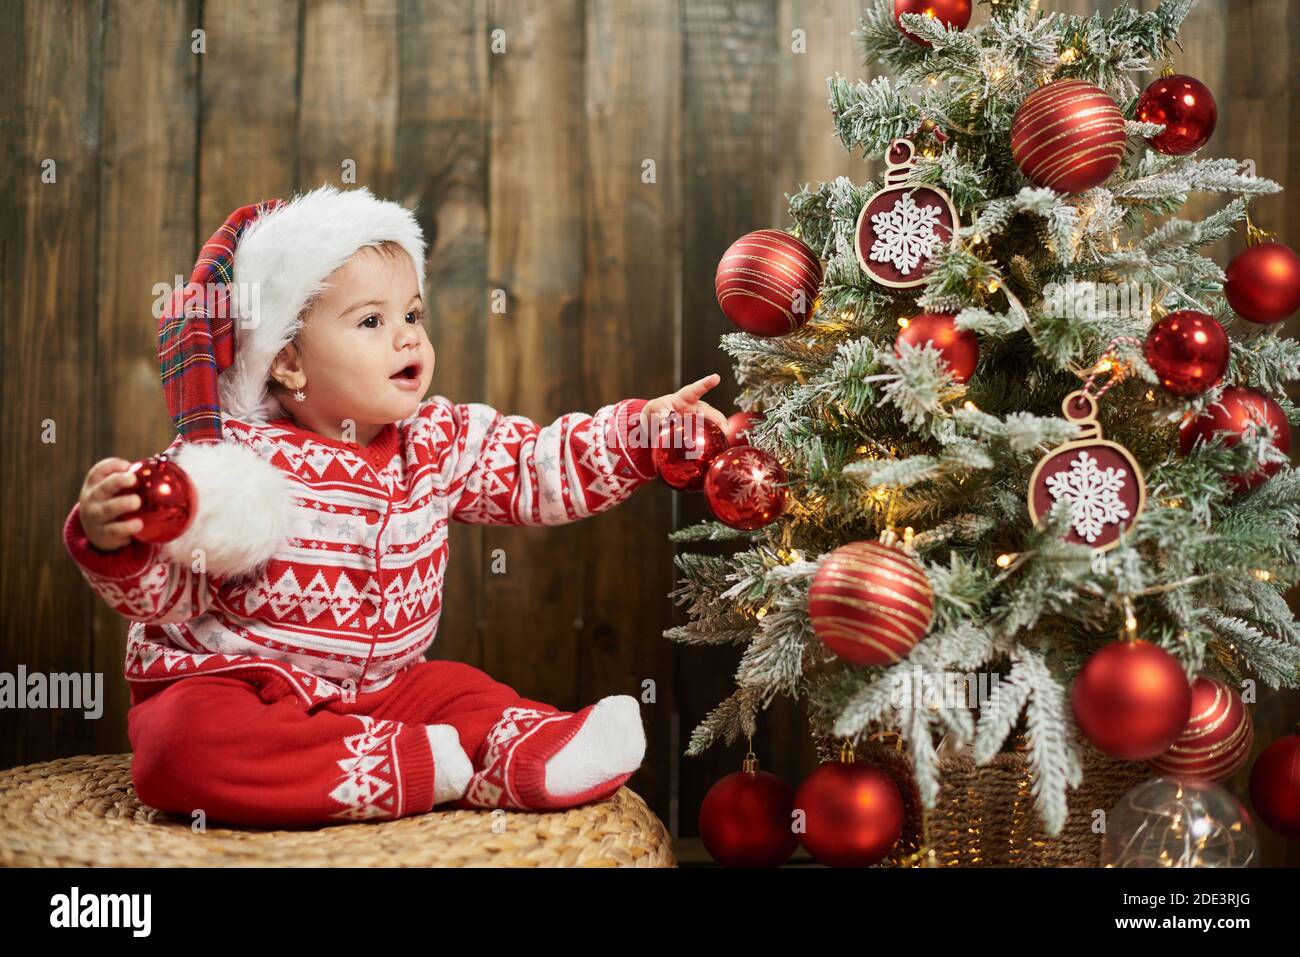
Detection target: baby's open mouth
<box><xmin>391</xmin><ymin>362</ymin><xmax>422</xmax><ymax>380</ymax></box>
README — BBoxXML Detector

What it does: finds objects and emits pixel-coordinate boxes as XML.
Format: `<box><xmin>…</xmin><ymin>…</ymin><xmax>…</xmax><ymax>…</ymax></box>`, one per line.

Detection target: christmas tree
<box><xmin>670</xmin><ymin>0</ymin><xmax>1300</xmax><ymax>860</ymax></box>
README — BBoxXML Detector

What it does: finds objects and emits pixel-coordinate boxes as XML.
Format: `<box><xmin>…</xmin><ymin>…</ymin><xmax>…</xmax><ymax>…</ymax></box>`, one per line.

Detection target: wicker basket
<box><xmin>0</xmin><ymin>753</ymin><xmax>676</xmax><ymax>868</ymax></box>
<box><xmin>812</xmin><ymin>733</ymin><xmax>1150</xmax><ymax>867</ymax></box>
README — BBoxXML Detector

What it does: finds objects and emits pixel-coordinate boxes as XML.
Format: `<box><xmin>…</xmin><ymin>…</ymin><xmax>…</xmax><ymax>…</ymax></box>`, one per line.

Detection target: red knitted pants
<box><xmin>127</xmin><ymin>658</ymin><xmax>622</xmax><ymax>827</ymax></box>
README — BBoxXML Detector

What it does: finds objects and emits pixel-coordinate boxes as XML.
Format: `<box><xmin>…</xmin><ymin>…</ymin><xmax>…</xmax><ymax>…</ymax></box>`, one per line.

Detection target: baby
<box><xmin>64</xmin><ymin>186</ymin><xmax>726</xmax><ymax>826</ymax></box>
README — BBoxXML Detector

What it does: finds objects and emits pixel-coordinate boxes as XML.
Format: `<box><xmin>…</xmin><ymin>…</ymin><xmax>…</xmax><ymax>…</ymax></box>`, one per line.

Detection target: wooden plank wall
<box><xmin>1</xmin><ymin>0</ymin><xmax>1296</xmax><ymax>862</ymax></box>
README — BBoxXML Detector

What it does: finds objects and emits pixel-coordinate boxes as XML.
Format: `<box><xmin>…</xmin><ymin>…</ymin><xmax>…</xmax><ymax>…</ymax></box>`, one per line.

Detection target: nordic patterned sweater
<box><xmin>63</xmin><ymin>396</ymin><xmax>656</xmax><ymax>710</ymax></box>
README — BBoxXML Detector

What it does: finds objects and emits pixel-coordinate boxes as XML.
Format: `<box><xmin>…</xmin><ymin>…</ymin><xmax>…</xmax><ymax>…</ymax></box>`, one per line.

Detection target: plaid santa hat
<box><xmin>152</xmin><ymin>185</ymin><xmax>427</xmax><ymax>579</ymax></box>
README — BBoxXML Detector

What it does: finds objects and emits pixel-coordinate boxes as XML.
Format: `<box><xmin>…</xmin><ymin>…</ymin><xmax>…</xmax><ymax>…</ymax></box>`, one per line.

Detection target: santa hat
<box><xmin>153</xmin><ymin>185</ymin><xmax>427</xmax><ymax>579</ymax></box>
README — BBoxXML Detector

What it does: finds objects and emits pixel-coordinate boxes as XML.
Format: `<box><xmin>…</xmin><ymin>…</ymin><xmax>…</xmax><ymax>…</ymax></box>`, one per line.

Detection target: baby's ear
<box><xmin>270</xmin><ymin>340</ymin><xmax>304</xmax><ymax>384</ymax></box>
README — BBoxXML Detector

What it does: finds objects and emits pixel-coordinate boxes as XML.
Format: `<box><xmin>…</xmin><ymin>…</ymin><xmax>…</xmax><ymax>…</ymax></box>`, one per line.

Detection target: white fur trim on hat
<box><xmin>159</xmin><ymin>440</ymin><xmax>298</xmax><ymax>581</ymax></box>
<box><xmin>219</xmin><ymin>185</ymin><xmax>427</xmax><ymax>424</ymax></box>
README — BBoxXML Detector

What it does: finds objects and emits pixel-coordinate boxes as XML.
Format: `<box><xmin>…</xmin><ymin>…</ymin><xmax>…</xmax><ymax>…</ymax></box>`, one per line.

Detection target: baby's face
<box><xmin>290</xmin><ymin>245</ymin><xmax>435</xmax><ymax>430</ymax></box>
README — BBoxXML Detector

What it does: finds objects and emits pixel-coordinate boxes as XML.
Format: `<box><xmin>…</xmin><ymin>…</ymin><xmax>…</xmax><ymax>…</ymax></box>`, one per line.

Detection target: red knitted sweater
<box><xmin>64</xmin><ymin>396</ymin><xmax>655</xmax><ymax>709</ymax></box>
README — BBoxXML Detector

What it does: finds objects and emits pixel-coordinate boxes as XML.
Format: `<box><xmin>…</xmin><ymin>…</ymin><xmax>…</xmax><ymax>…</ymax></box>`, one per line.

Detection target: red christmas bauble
<box><xmin>703</xmin><ymin>446</ymin><xmax>787</xmax><ymax>530</ymax></box>
<box><xmin>794</xmin><ymin>760</ymin><xmax>904</xmax><ymax>867</ymax></box>
<box><xmin>893</xmin><ymin>0</ymin><xmax>972</xmax><ymax>46</ymax></box>
<box><xmin>1224</xmin><ymin>242</ymin><xmax>1300</xmax><ymax>325</ymax></box>
<box><xmin>724</xmin><ymin>410</ymin><xmax>766</xmax><ymax>447</ymax></box>
<box><xmin>1178</xmin><ymin>386</ymin><xmax>1292</xmax><ymax>492</ymax></box>
<box><xmin>1135</xmin><ymin>73</ymin><xmax>1217</xmax><ymax>155</ymax></box>
<box><xmin>715</xmin><ymin>229</ymin><xmax>823</xmax><ymax>337</ymax></box>
<box><xmin>1149</xmin><ymin>675</ymin><xmax>1253</xmax><ymax>783</ymax></box>
<box><xmin>808</xmin><ymin>541</ymin><xmax>933</xmax><ymax>666</ymax></box>
<box><xmin>115</xmin><ymin>454</ymin><xmax>196</xmax><ymax>545</ymax></box>
<box><xmin>651</xmin><ymin>412</ymin><xmax>728</xmax><ymax>492</ymax></box>
<box><xmin>1010</xmin><ymin>80</ymin><xmax>1126</xmax><ymax>194</ymax></box>
<box><xmin>1071</xmin><ymin>639</ymin><xmax>1192</xmax><ymax>760</ymax></box>
<box><xmin>896</xmin><ymin>312</ymin><xmax>979</xmax><ymax>384</ymax></box>
<box><xmin>1249</xmin><ymin>733</ymin><xmax>1300</xmax><ymax>839</ymax></box>
<box><xmin>698</xmin><ymin>759</ymin><xmax>799</xmax><ymax>867</ymax></box>
<box><xmin>1143</xmin><ymin>310</ymin><xmax>1230</xmax><ymax>396</ymax></box>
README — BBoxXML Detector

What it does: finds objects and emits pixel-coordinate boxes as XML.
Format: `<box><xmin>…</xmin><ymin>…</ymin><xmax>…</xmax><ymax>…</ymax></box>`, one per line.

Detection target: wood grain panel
<box><xmin>298</xmin><ymin>0</ymin><xmax>399</xmax><ymax>194</ymax></box>
<box><xmin>197</xmin><ymin>0</ymin><xmax>299</xmax><ymax>232</ymax></box>
<box><xmin>1</xmin><ymin>0</ymin><xmax>102</xmax><ymax>768</ymax></box>
<box><xmin>581</xmin><ymin>0</ymin><xmax>681</xmax><ymax>826</ymax></box>
<box><xmin>482</xmin><ymin>0</ymin><xmax>587</xmax><ymax>705</ymax></box>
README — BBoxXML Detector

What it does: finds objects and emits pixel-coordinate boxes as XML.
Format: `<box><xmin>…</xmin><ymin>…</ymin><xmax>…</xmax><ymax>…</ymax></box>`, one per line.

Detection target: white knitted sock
<box><xmin>543</xmin><ymin>695</ymin><xmax>646</xmax><ymax>798</ymax></box>
<box><xmin>426</xmin><ymin>724</ymin><xmax>474</xmax><ymax>805</ymax></box>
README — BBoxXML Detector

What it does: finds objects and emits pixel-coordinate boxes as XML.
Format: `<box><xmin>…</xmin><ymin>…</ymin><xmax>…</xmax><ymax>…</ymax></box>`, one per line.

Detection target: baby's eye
<box><xmin>359</xmin><ymin>314</ymin><xmax>381</xmax><ymax>329</ymax></box>
<box><xmin>405</xmin><ymin>310</ymin><xmax>423</xmax><ymax>324</ymax></box>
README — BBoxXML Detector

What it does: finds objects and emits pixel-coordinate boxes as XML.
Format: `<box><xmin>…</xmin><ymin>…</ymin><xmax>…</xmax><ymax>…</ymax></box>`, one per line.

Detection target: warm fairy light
<box><xmin>1060</xmin><ymin>47</ymin><xmax>1078</xmax><ymax>63</ymax></box>
<box><xmin>755</xmin><ymin>606</ymin><xmax>768</xmax><ymax>620</ymax></box>
<box><xmin>898</xmin><ymin>316</ymin><xmax>911</xmax><ymax>329</ymax></box>
<box><xmin>1095</xmin><ymin>359</ymin><xmax>1114</xmax><ymax>373</ymax></box>
<box><xmin>1253</xmin><ymin>569</ymin><xmax>1273</xmax><ymax>581</ymax></box>
<box><xmin>857</xmin><ymin>444</ymin><xmax>870</xmax><ymax>454</ymax></box>
<box><xmin>986</xmin><ymin>279</ymin><xmax>1000</xmax><ymax>293</ymax></box>
<box><xmin>1125</xmin><ymin>613</ymin><xmax>1139</xmax><ymax>635</ymax></box>
<box><xmin>1146</xmin><ymin>390</ymin><xmax>1156</xmax><ymax>401</ymax></box>
<box><xmin>996</xmin><ymin>553</ymin><xmax>1016</xmax><ymax>568</ymax></box>
<box><xmin>963</xmin><ymin>400</ymin><xmax>978</xmax><ymax>411</ymax></box>
<box><xmin>903</xmin><ymin>526</ymin><xmax>915</xmax><ymax>545</ymax></box>
<box><xmin>971</xmin><ymin>233</ymin><xmax>983</xmax><ymax>245</ymax></box>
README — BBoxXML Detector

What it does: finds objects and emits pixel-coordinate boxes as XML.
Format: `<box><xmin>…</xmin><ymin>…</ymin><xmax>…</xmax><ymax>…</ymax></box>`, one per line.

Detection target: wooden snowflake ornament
<box><xmin>855</xmin><ymin>137</ymin><xmax>959</xmax><ymax>289</ymax></box>
<box><xmin>1028</xmin><ymin>390</ymin><xmax>1145</xmax><ymax>552</ymax></box>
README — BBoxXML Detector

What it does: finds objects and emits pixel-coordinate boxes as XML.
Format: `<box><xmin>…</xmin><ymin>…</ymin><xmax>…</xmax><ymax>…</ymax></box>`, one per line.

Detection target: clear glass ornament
<box><xmin>1102</xmin><ymin>777</ymin><xmax>1258</xmax><ymax>868</ymax></box>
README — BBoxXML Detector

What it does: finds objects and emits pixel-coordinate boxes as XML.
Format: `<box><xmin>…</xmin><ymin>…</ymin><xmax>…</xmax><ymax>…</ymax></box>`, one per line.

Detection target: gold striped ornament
<box><xmin>714</xmin><ymin>229</ymin><xmax>823</xmax><ymax>337</ymax></box>
<box><xmin>1010</xmin><ymin>79</ymin><xmax>1126</xmax><ymax>194</ymax></box>
<box><xmin>1148</xmin><ymin>675</ymin><xmax>1253</xmax><ymax>783</ymax></box>
<box><xmin>808</xmin><ymin>537</ymin><xmax>933</xmax><ymax>666</ymax></box>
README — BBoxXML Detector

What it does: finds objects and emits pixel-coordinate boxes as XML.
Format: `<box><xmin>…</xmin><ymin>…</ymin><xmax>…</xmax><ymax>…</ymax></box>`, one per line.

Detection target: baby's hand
<box><xmin>639</xmin><ymin>373</ymin><xmax>729</xmax><ymax>441</ymax></box>
<box><xmin>78</xmin><ymin>458</ymin><xmax>144</xmax><ymax>552</ymax></box>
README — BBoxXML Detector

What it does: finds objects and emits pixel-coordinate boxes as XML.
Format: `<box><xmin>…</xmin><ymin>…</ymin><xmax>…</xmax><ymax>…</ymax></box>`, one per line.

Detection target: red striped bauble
<box><xmin>1010</xmin><ymin>80</ymin><xmax>1126</xmax><ymax>194</ymax></box>
<box><xmin>715</xmin><ymin>229</ymin><xmax>823</xmax><ymax>337</ymax></box>
<box><xmin>808</xmin><ymin>541</ymin><xmax>933</xmax><ymax>666</ymax></box>
<box><xmin>1149</xmin><ymin>675</ymin><xmax>1253</xmax><ymax>783</ymax></box>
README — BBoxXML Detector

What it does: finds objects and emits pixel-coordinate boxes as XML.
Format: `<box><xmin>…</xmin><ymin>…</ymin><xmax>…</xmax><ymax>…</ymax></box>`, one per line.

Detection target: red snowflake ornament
<box><xmin>704</xmin><ymin>446</ymin><xmax>787</xmax><ymax>531</ymax></box>
<box><xmin>855</xmin><ymin>138</ymin><xmax>959</xmax><ymax>289</ymax></box>
<box><xmin>1028</xmin><ymin>391</ymin><xmax>1146</xmax><ymax>552</ymax></box>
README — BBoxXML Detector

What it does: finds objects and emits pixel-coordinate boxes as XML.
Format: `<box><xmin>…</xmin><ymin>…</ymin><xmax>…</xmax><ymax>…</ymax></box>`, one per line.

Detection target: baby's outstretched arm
<box><xmin>431</xmin><ymin>395</ymin><xmax>657</xmax><ymax>527</ymax></box>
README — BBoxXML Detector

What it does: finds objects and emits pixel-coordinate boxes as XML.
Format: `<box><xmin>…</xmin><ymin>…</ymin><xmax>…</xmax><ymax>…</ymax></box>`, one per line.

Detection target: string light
<box><xmin>898</xmin><ymin>316</ymin><xmax>911</xmax><ymax>329</ymax></box>
<box><xmin>1253</xmin><ymin>569</ymin><xmax>1272</xmax><ymax>581</ymax></box>
<box><xmin>996</xmin><ymin>553</ymin><xmax>1017</xmax><ymax>568</ymax></box>
<box><xmin>1060</xmin><ymin>47</ymin><xmax>1078</xmax><ymax>64</ymax></box>
<box><xmin>986</xmin><ymin>278</ymin><xmax>1000</xmax><ymax>293</ymax></box>
<box><xmin>963</xmin><ymin>400</ymin><xmax>978</xmax><ymax>412</ymax></box>
<box><xmin>903</xmin><ymin>526</ymin><xmax>915</xmax><ymax>546</ymax></box>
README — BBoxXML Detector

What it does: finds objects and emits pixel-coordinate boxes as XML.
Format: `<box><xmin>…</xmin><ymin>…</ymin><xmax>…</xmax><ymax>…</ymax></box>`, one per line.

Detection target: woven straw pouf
<box><xmin>0</xmin><ymin>754</ymin><xmax>676</xmax><ymax>868</ymax></box>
